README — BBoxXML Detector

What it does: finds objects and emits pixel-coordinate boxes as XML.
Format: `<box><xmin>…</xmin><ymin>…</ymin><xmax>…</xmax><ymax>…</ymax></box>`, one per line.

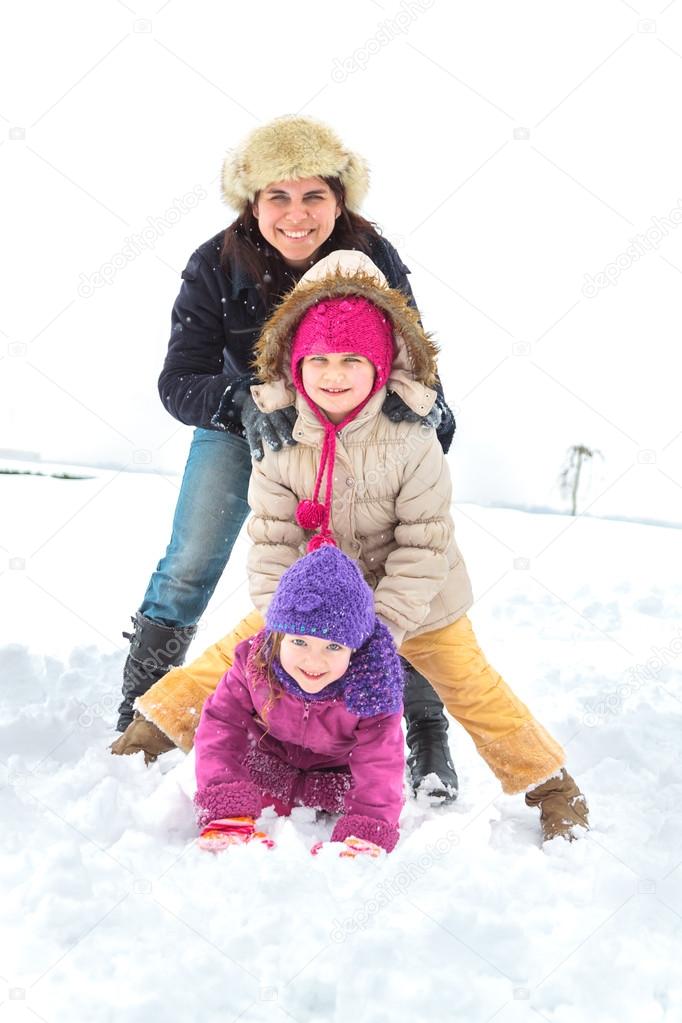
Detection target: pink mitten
<box><xmin>310</xmin><ymin>836</ymin><xmax>384</xmax><ymax>859</ymax></box>
<box><xmin>339</xmin><ymin>836</ymin><xmax>384</xmax><ymax>858</ymax></box>
<box><xmin>198</xmin><ymin>817</ymin><xmax>275</xmax><ymax>852</ymax></box>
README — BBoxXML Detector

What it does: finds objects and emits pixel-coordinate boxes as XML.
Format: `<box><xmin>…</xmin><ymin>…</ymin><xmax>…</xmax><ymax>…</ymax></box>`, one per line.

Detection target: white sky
<box><xmin>1</xmin><ymin>0</ymin><xmax>681</xmax><ymax>525</ymax></box>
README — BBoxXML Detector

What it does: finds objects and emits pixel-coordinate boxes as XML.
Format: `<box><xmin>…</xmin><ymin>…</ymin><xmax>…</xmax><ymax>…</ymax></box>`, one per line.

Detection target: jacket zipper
<box><xmin>302</xmin><ymin>701</ymin><xmax>310</xmax><ymax>746</ymax></box>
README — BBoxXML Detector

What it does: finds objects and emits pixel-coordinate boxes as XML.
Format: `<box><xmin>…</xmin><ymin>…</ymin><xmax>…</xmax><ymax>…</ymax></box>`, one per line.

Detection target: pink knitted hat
<box><xmin>289</xmin><ymin>296</ymin><xmax>395</xmax><ymax>551</ymax></box>
<box><xmin>290</xmin><ymin>297</ymin><xmax>394</xmax><ymax>396</ymax></box>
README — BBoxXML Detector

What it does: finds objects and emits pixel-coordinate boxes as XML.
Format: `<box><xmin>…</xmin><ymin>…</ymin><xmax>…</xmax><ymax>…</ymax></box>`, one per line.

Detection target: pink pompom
<box><xmin>296</xmin><ymin>499</ymin><xmax>326</xmax><ymax>529</ymax></box>
<box><xmin>307</xmin><ymin>533</ymin><xmax>337</xmax><ymax>553</ymax></box>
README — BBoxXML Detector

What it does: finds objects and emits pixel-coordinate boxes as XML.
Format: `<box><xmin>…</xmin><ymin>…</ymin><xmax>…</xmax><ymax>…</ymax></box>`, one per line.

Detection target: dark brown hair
<box><xmin>220</xmin><ymin>177</ymin><xmax>383</xmax><ymax>310</ymax></box>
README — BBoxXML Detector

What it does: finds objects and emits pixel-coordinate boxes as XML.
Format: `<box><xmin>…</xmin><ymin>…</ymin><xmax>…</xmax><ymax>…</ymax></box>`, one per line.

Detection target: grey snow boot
<box><xmin>116</xmin><ymin>612</ymin><xmax>197</xmax><ymax>732</ymax></box>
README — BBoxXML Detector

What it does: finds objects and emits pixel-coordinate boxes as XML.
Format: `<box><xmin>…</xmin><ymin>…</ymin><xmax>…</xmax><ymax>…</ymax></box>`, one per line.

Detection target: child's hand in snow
<box><xmin>198</xmin><ymin>817</ymin><xmax>275</xmax><ymax>852</ymax></box>
<box><xmin>310</xmin><ymin>836</ymin><xmax>384</xmax><ymax>859</ymax></box>
<box><xmin>339</xmin><ymin>836</ymin><xmax>384</xmax><ymax>858</ymax></box>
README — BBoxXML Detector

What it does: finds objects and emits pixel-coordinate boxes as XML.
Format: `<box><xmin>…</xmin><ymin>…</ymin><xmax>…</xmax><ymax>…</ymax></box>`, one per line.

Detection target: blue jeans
<box><xmin>140</xmin><ymin>429</ymin><xmax>252</xmax><ymax>628</ymax></box>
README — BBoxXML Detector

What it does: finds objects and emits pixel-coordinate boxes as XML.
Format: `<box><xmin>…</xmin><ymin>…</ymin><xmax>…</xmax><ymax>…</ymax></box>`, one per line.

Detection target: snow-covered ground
<box><xmin>4</xmin><ymin>3</ymin><xmax>682</xmax><ymax>1017</ymax></box>
<box><xmin>1</xmin><ymin>467</ymin><xmax>681</xmax><ymax>1021</ymax></box>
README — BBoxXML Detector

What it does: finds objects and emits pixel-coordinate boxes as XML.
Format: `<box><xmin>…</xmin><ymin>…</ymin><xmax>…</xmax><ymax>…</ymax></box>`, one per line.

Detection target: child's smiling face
<box><xmin>301</xmin><ymin>352</ymin><xmax>376</xmax><ymax>424</ymax></box>
<box><xmin>279</xmin><ymin>633</ymin><xmax>352</xmax><ymax>694</ymax></box>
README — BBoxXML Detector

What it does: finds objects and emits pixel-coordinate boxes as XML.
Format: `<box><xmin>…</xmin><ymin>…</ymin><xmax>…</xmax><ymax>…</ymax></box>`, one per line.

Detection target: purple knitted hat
<box><xmin>266</xmin><ymin>546</ymin><xmax>375</xmax><ymax>649</ymax></box>
<box><xmin>266</xmin><ymin>547</ymin><xmax>404</xmax><ymax>715</ymax></box>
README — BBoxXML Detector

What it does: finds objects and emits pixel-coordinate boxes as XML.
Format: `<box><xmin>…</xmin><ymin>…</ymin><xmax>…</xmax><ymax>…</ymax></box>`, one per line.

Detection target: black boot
<box><xmin>403</xmin><ymin>663</ymin><xmax>458</xmax><ymax>803</ymax></box>
<box><xmin>116</xmin><ymin>613</ymin><xmax>197</xmax><ymax>732</ymax></box>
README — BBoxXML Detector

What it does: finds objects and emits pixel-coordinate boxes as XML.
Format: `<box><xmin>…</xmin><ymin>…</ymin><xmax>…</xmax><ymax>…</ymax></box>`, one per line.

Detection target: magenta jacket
<box><xmin>194</xmin><ymin>631</ymin><xmax>405</xmax><ymax>852</ymax></box>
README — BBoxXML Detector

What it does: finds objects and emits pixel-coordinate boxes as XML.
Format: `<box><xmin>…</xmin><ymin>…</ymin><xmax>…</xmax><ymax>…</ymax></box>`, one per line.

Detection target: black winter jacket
<box><xmin>158</xmin><ymin>231</ymin><xmax>455</xmax><ymax>450</ymax></box>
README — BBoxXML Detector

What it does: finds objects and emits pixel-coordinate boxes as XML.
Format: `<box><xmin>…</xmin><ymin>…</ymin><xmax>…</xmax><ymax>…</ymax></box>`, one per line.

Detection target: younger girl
<box><xmin>194</xmin><ymin>544</ymin><xmax>405</xmax><ymax>856</ymax></box>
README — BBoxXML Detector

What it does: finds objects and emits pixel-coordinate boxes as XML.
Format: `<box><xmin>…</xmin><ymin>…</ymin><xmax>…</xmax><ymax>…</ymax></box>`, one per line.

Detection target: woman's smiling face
<box><xmin>252</xmin><ymin>177</ymin><xmax>341</xmax><ymax>268</ymax></box>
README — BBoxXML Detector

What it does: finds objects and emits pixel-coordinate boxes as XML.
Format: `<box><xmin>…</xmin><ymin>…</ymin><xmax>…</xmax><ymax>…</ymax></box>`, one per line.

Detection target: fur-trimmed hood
<box><xmin>250</xmin><ymin>251</ymin><xmax>439</xmax><ymax>417</ymax></box>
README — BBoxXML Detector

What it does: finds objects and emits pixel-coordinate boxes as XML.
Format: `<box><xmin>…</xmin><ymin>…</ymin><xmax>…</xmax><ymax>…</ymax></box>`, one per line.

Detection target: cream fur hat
<box><xmin>221</xmin><ymin>115</ymin><xmax>370</xmax><ymax>213</ymax></box>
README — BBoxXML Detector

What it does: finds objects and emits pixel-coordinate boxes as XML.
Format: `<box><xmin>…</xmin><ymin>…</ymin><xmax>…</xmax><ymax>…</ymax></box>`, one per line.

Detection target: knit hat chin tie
<box><xmin>291</xmin><ymin>296</ymin><xmax>395</xmax><ymax>552</ymax></box>
<box><xmin>294</xmin><ymin>417</ymin><xmax>341</xmax><ymax>551</ymax></box>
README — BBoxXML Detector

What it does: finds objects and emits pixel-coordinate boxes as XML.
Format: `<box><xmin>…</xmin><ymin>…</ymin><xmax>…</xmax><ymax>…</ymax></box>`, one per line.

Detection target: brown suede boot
<box><xmin>110</xmin><ymin>712</ymin><xmax>176</xmax><ymax>765</ymax></box>
<box><xmin>525</xmin><ymin>769</ymin><xmax>589</xmax><ymax>842</ymax></box>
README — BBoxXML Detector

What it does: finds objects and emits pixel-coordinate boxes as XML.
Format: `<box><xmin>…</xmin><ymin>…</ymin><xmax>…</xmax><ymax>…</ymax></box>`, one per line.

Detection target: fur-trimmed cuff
<box><xmin>137</xmin><ymin>668</ymin><xmax>211</xmax><ymax>753</ymax></box>
<box><xmin>476</xmin><ymin>719</ymin><xmax>565</xmax><ymax>795</ymax></box>
<box><xmin>194</xmin><ymin>781</ymin><xmax>262</xmax><ymax>828</ymax></box>
<box><xmin>331</xmin><ymin>813</ymin><xmax>399</xmax><ymax>853</ymax></box>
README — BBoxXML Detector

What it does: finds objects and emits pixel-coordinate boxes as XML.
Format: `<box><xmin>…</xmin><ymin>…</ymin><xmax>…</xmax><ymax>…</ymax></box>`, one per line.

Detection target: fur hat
<box><xmin>221</xmin><ymin>115</ymin><xmax>370</xmax><ymax>212</ymax></box>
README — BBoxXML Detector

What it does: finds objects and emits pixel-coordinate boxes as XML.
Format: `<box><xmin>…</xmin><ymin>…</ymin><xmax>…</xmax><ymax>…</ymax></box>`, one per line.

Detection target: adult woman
<box><xmin>113</xmin><ymin>115</ymin><xmax>457</xmax><ymax>799</ymax></box>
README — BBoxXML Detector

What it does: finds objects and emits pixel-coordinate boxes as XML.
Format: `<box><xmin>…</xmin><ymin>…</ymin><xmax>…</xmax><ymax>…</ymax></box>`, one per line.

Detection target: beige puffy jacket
<box><xmin>246</xmin><ymin>251</ymin><xmax>473</xmax><ymax>646</ymax></box>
